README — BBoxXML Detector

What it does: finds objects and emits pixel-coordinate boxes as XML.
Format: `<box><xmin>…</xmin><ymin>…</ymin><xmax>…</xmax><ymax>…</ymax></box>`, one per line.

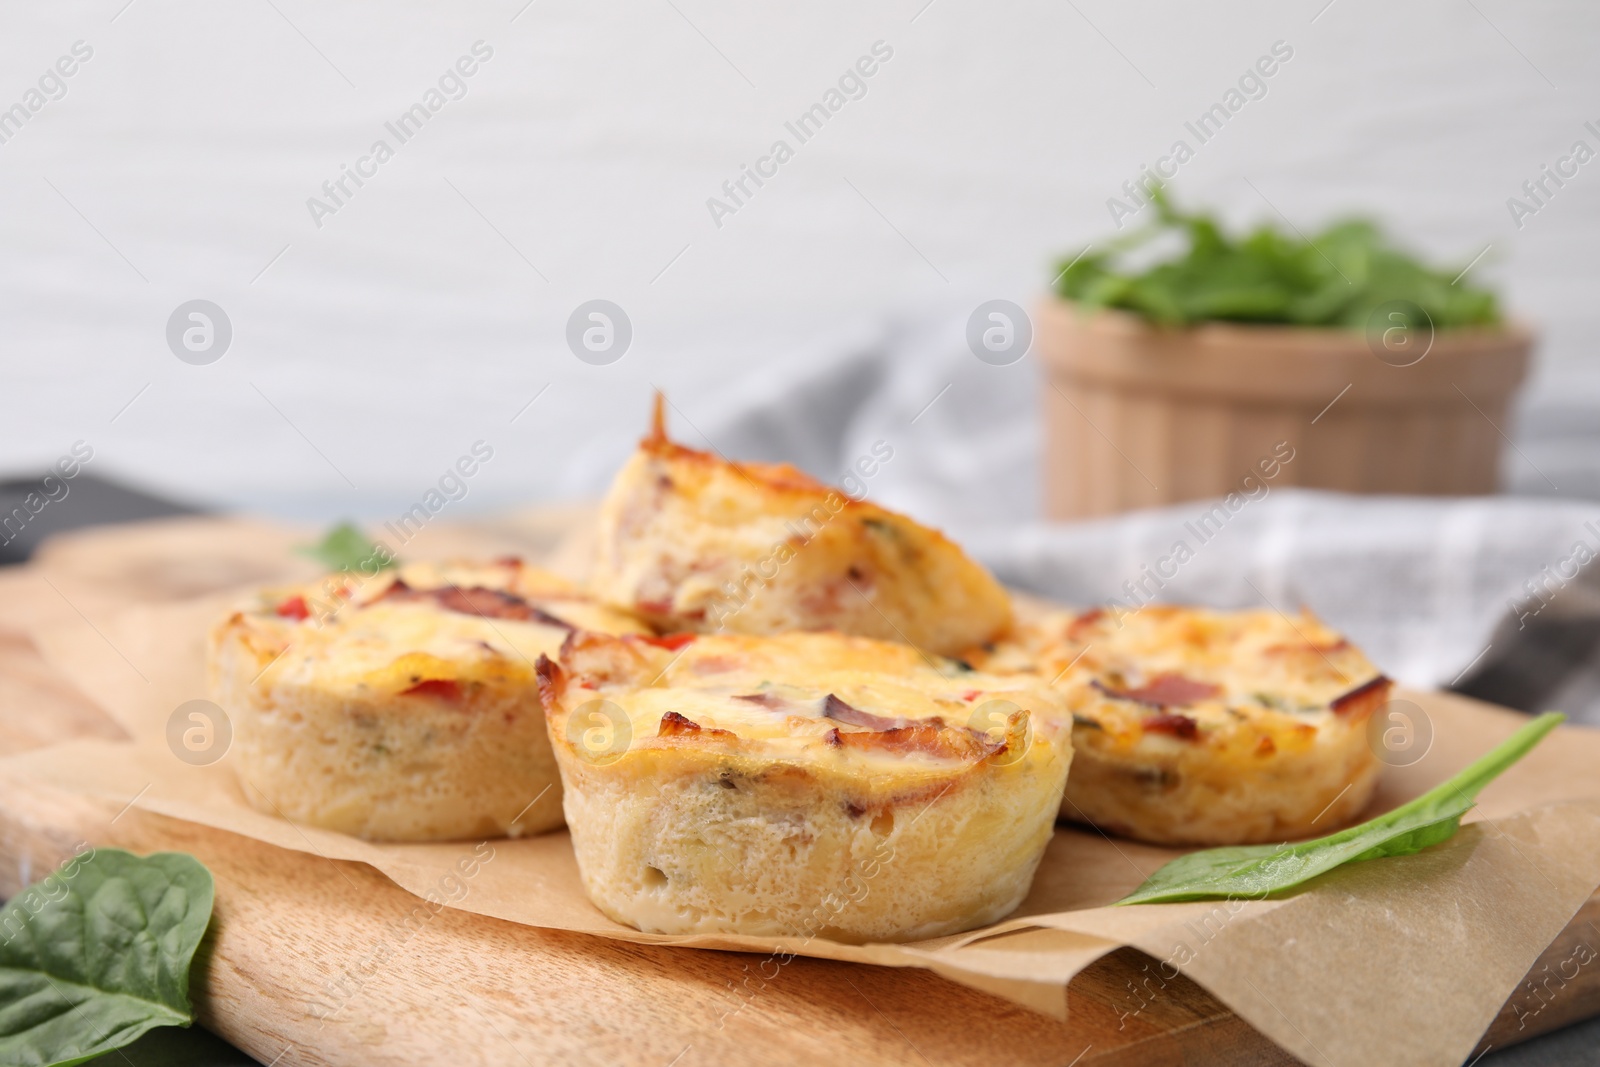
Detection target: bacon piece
<box><xmin>823</xmin><ymin>723</ymin><xmax>1001</xmax><ymax>761</ymax></box>
<box><xmin>657</xmin><ymin>711</ymin><xmax>736</xmax><ymax>740</ymax></box>
<box><xmin>402</xmin><ymin>678</ymin><xmax>462</xmax><ymax>702</ymax></box>
<box><xmin>1331</xmin><ymin>675</ymin><xmax>1391</xmax><ymax>717</ymax></box>
<box><xmin>658</xmin><ymin>710</ymin><xmax>699</xmax><ymax>736</ymax></box>
<box><xmin>1094</xmin><ymin>673</ymin><xmax>1221</xmax><ymax>707</ymax></box>
<box><xmin>647</xmin><ymin>390</ymin><xmax>668</xmax><ymax>445</ymax></box>
<box><xmin>534</xmin><ymin>653</ymin><xmax>565</xmax><ymax>708</ymax></box>
<box><xmin>816</xmin><ymin>693</ymin><xmax>1022</xmax><ymax>760</ymax></box>
<box><xmin>381</xmin><ymin>583</ymin><xmax>575</xmax><ymax>630</ymax></box>
<box><xmin>434</xmin><ymin>586</ymin><xmax>574</xmax><ymax>628</ymax></box>
<box><xmin>275</xmin><ymin>595</ymin><xmax>310</xmax><ymax>620</ymax></box>
<box><xmin>639</xmin><ymin>633</ymin><xmax>696</xmax><ymax>652</ymax></box>
<box><xmin>548</xmin><ymin>633</ymin><xmax>610</xmax><ymax>687</ymax></box>
<box><xmin>1141</xmin><ymin>712</ymin><xmax>1199</xmax><ymax>740</ymax></box>
<box><xmin>733</xmin><ymin>692</ymin><xmax>783</xmax><ymax>709</ymax></box>
<box><xmin>1066</xmin><ymin>608</ymin><xmax>1105</xmax><ymax>641</ymax></box>
<box><xmin>822</xmin><ymin>693</ymin><xmax>911</xmax><ymax>731</ymax></box>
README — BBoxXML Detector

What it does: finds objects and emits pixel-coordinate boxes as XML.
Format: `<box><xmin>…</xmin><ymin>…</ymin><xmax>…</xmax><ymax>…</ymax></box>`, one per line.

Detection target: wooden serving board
<box><xmin>4</xmin><ymin>510</ymin><xmax>1599</xmax><ymax>1066</ymax></box>
<box><xmin>1</xmin><ymin>626</ymin><xmax>1598</xmax><ymax>1065</ymax></box>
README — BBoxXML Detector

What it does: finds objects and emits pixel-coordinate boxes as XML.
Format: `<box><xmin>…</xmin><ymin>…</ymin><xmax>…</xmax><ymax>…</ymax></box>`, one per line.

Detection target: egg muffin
<box><xmin>587</xmin><ymin>397</ymin><xmax>1012</xmax><ymax>657</ymax></box>
<box><xmin>208</xmin><ymin>558</ymin><xmax>649</xmax><ymax>842</ymax></box>
<box><xmin>966</xmin><ymin>605</ymin><xmax>1390</xmax><ymax>846</ymax></box>
<box><xmin>536</xmin><ymin>630</ymin><xmax>1072</xmax><ymax>943</ymax></box>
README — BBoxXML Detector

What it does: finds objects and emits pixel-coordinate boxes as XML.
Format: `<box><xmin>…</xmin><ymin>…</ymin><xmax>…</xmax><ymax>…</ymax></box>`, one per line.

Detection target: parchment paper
<box><xmin>10</xmin><ymin>518</ymin><xmax>1600</xmax><ymax>1067</ymax></box>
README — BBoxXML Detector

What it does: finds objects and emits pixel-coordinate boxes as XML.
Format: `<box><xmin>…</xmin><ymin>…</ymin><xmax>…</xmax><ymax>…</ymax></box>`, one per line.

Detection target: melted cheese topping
<box><xmin>552</xmin><ymin>632</ymin><xmax>1065</xmax><ymax>776</ymax></box>
<box><xmin>969</xmin><ymin>605</ymin><xmax>1387</xmax><ymax>754</ymax></box>
<box><xmin>247</xmin><ymin>559</ymin><xmax>647</xmax><ymax>696</ymax></box>
<box><xmin>588</xmin><ymin>419</ymin><xmax>1014</xmax><ymax>657</ymax></box>
<box><xmin>271</xmin><ymin>602</ymin><xmax>559</xmax><ymax>692</ymax></box>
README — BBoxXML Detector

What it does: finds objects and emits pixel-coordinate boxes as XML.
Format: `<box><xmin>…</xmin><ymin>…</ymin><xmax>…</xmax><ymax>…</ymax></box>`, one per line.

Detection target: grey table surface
<box><xmin>68</xmin><ymin>1011</ymin><xmax>1600</xmax><ymax>1066</ymax></box>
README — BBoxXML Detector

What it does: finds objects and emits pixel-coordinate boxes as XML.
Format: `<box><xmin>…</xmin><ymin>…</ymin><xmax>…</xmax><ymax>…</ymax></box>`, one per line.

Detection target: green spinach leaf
<box><xmin>1055</xmin><ymin>187</ymin><xmax>1501</xmax><ymax>330</ymax></box>
<box><xmin>0</xmin><ymin>849</ymin><xmax>214</xmax><ymax>1067</ymax></box>
<box><xmin>297</xmin><ymin>522</ymin><xmax>394</xmax><ymax>574</ymax></box>
<box><xmin>1116</xmin><ymin>711</ymin><xmax>1564</xmax><ymax>905</ymax></box>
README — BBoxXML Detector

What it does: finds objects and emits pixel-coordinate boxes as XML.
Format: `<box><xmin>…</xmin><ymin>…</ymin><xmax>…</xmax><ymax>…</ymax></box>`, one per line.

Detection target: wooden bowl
<box><xmin>1036</xmin><ymin>300</ymin><xmax>1535</xmax><ymax>519</ymax></box>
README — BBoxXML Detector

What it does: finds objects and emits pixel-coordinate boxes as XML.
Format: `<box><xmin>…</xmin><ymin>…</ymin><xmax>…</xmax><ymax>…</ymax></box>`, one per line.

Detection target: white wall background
<box><xmin>2</xmin><ymin>0</ymin><xmax>1597</xmax><ymax>524</ymax></box>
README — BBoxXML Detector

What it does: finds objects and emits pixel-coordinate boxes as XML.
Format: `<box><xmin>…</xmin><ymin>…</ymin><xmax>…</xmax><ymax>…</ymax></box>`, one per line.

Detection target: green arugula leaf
<box><xmin>0</xmin><ymin>849</ymin><xmax>214</xmax><ymax>1067</ymax></box>
<box><xmin>1116</xmin><ymin>711</ymin><xmax>1565</xmax><ymax>905</ymax></box>
<box><xmin>1055</xmin><ymin>186</ymin><xmax>1501</xmax><ymax>330</ymax></box>
<box><xmin>297</xmin><ymin>522</ymin><xmax>394</xmax><ymax>574</ymax></box>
